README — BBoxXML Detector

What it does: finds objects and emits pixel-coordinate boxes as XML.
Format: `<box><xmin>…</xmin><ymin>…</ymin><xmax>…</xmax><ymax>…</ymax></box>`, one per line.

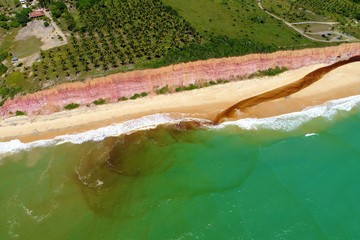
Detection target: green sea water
<box><xmin>0</xmin><ymin>103</ymin><xmax>360</xmax><ymax>239</ymax></box>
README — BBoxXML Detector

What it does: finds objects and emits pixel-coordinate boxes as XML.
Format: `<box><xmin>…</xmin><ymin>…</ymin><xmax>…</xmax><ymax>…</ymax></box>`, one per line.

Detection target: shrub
<box><xmin>155</xmin><ymin>85</ymin><xmax>169</xmax><ymax>94</ymax></box>
<box><xmin>130</xmin><ymin>93</ymin><xmax>141</xmax><ymax>100</ymax></box>
<box><xmin>258</xmin><ymin>66</ymin><xmax>288</xmax><ymax>76</ymax></box>
<box><xmin>64</xmin><ymin>103</ymin><xmax>80</xmax><ymax>110</ymax></box>
<box><xmin>119</xmin><ymin>96</ymin><xmax>128</xmax><ymax>101</ymax></box>
<box><xmin>93</xmin><ymin>98</ymin><xmax>106</xmax><ymax>105</ymax></box>
<box><xmin>0</xmin><ymin>64</ymin><xmax>8</xmax><ymax>75</ymax></box>
<box><xmin>130</xmin><ymin>92</ymin><xmax>148</xmax><ymax>100</ymax></box>
<box><xmin>15</xmin><ymin>110</ymin><xmax>26</xmax><ymax>116</ymax></box>
<box><xmin>44</xmin><ymin>21</ymin><xmax>50</xmax><ymax>27</ymax></box>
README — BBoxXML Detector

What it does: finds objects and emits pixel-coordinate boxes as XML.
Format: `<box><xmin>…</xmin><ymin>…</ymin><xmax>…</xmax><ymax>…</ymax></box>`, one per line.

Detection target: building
<box><xmin>29</xmin><ymin>10</ymin><xmax>45</xmax><ymax>18</ymax></box>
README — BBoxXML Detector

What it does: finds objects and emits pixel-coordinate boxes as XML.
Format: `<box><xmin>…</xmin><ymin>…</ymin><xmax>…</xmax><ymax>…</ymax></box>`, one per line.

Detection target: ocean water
<box><xmin>1</xmin><ymin>96</ymin><xmax>360</xmax><ymax>240</ymax></box>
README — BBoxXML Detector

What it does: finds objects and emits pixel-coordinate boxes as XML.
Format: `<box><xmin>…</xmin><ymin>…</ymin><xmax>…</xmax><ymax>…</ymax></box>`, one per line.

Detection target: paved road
<box><xmin>257</xmin><ymin>0</ymin><xmax>355</xmax><ymax>43</ymax></box>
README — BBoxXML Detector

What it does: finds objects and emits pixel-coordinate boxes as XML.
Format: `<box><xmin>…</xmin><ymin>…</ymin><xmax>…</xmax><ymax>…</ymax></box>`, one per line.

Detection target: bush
<box><xmin>93</xmin><ymin>98</ymin><xmax>106</xmax><ymax>105</ymax></box>
<box><xmin>130</xmin><ymin>93</ymin><xmax>141</xmax><ymax>100</ymax></box>
<box><xmin>64</xmin><ymin>13</ymin><xmax>76</xmax><ymax>31</ymax></box>
<box><xmin>0</xmin><ymin>64</ymin><xmax>8</xmax><ymax>75</ymax></box>
<box><xmin>256</xmin><ymin>66</ymin><xmax>288</xmax><ymax>77</ymax></box>
<box><xmin>64</xmin><ymin>103</ymin><xmax>80</xmax><ymax>110</ymax></box>
<box><xmin>15</xmin><ymin>8</ymin><xmax>31</xmax><ymax>26</ymax></box>
<box><xmin>49</xmin><ymin>2</ymin><xmax>67</xmax><ymax>18</ymax></box>
<box><xmin>155</xmin><ymin>85</ymin><xmax>169</xmax><ymax>94</ymax></box>
<box><xmin>15</xmin><ymin>110</ymin><xmax>26</xmax><ymax>116</ymax></box>
<box><xmin>0</xmin><ymin>52</ymin><xmax>8</xmax><ymax>61</ymax></box>
<box><xmin>119</xmin><ymin>96</ymin><xmax>128</xmax><ymax>101</ymax></box>
<box><xmin>44</xmin><ymin>21</ymin><xmax>50</xmax><ymax>27</ymax></box>
<box><xmin>130</xmin><ymin>92</ymin><xmax>148</xmax><ymax>100</ymax></box>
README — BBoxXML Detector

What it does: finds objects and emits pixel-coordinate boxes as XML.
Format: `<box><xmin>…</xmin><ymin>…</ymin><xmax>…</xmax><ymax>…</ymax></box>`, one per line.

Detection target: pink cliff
<box><xmin>1</xmin><ymin>43</ymin><xmax>359</xmax><ymax>116</ymax></box>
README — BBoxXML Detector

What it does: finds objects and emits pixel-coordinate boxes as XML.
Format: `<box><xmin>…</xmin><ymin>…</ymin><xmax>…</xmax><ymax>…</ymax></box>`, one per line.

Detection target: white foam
<box><xmin>216</xmin><ymin>94</ymin><xmax>360</xmax><ymax>131</ymax></box>
<box><xmin>1</xmin><ymin>95</ymin><xmax>360</xmax><ymax>156</ymax></box>
<box><xmin>0</xmin><ymin>114</ymin><xmax>210</xmax><ymax>156</ymax></box>
<box><xmin>305</xmin><ymin>133</ymin><xmax>318</xmax><ymax>137</ymax></box>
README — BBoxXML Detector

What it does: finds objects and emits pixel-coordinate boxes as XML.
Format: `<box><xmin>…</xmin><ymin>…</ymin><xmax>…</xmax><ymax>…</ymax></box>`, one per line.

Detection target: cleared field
<box><xmin>261</xmin><ymin>0</ymin><xmax>360</xmax><ymax>38</ymax></box>
<box><xmin>296</xmin><ymin>24</ymin><xmax>334</xmax><ymax>33</ymax></box>
<box><xmin>162</xmin><ymin>0</ymin><xmax>316</xmax><ymax>47</ymax></box>
<box><xmin>12</xmin><ymin>36</ymin><xmax>42</xmax><ymax>58</ymax></box>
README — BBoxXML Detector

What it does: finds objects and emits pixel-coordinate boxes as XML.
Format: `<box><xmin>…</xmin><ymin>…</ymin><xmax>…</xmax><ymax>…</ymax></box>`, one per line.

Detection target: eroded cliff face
<box><xmin>1</xmin><ymin>43</ymin><xmax>360</xmax><ymax>116</ymax></box>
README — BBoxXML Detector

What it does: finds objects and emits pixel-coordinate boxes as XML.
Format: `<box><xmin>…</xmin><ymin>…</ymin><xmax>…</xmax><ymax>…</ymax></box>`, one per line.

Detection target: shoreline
<box><xmin>1</xmin><ymin>61</ymin><xmax>359</xmax><ymax>143</ymax></box>
<box><xmin>1</xmin><ymin>43</ymin><xmax>360</xmax><ymax>117</ymax></box>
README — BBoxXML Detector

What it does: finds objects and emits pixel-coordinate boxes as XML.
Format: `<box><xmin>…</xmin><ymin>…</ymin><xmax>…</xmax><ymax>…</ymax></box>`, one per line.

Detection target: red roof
<box><xmin>29</xmin><ymin>11</ymin><xmax>45</xmax><ymax>18</ymax></box>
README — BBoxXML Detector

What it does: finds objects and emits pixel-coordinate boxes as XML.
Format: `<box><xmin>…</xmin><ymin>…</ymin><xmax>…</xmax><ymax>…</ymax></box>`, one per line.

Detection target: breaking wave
<box><xmin>216</xmin><ymin>94</ymin><xmax>360</xmax><ymax>131</ymax></box>
<box><xmin>1</xmin><ymin>95</ymin><xmax>359</xmax><ymax>156</ymax></box>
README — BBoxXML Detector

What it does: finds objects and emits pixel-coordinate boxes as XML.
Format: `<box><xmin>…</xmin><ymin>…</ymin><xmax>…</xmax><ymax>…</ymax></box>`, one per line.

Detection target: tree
<box><xmin>15</xmin><ymin>8</ymin><xmax>31</xmax><ymax>26</ymax></box>
<box><xmin>0</xmin><ymin>64</ymin><xmax>8</xmax><ymax>75</ymax></box>
<box><xmin>49</xmin><ymin>2</ymin><xmax>67</xmax><ymax>18</ymax></box>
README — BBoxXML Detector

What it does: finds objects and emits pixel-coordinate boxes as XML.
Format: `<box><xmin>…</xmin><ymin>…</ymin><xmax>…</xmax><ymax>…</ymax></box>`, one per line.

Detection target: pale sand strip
<box><xmin>0</xmin><ymin>62</ymin><xmax>359</xmax><ymax>142</ymax></box>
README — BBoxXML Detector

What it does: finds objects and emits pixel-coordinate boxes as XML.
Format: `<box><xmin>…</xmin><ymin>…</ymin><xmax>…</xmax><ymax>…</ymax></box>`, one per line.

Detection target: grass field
<box><xmin>162</xmin><ymin>0</ymin><xmax>319</xmax><ymax>47</ymax></box>
<box><xmin>0</xmin><ymin>28</ymin><xmax>19</xmax><ymax>53</ymax></box>
<box><xmin>261</xmin><ymin>0</ymin><xmax>360</xmax><ymax>38</ymax></box>
<box><xmin>0</xmin><ymin>0</ymin><xmax>21</xmax><ymax>14</ymax></box>
<box><xmin>12</xmin><ymin>36</ymin><xmax>42</xmax><ymax>58</ymax></box>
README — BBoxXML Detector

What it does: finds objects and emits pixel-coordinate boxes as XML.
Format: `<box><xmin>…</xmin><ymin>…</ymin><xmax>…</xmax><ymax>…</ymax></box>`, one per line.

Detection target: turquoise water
<box><xmin>0</xmin><ymin>102</ymin><xmax>360</xmax><ymax>239</ymax></box>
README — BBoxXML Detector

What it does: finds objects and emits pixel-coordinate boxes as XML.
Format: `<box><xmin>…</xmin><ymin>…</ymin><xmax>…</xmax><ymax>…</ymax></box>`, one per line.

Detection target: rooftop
<box><xmin>29</xmin><ymin>10</ymin><xmax>45</xmax><ymax>18</ymax></box>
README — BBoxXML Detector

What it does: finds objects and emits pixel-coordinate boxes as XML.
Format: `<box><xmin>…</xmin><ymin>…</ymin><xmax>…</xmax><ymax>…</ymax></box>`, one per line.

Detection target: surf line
<box><xmin>214</xmin><ymin>55</ymin><xmax>360</xmax><ymax>124</ymax></box>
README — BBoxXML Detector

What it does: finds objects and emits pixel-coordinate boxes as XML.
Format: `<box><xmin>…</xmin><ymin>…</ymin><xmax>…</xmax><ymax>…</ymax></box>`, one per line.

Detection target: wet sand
<box><xmin>0</xmin><ymin>61</ymin><xmax>359</xmax><ymax>143</ymax></box>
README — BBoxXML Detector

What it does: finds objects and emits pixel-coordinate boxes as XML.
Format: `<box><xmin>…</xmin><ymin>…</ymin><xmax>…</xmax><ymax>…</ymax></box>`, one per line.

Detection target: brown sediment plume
<box><xmin>214</xmin><ymin>55</ymin><xmax>360</xmax><ymax>123</ymax></box>
<box><xmin>1</xmin><ymin>43</ymin><xmax>360</xmax><ymax>117</ymax></box>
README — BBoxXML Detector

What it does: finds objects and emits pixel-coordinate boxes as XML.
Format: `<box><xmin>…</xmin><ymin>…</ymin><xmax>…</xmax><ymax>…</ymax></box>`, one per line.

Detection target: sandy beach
<box><xmin>0</xmin><ymin>61</ymin><xmax>359</xmax><ymax>143</ymax></box>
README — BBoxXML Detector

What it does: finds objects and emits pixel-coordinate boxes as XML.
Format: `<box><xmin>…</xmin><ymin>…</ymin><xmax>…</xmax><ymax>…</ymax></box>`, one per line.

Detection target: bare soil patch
<box><xmin>15</xmin><ymin>20</ymin><xmax>67</xmax><ymax>51</ymax></box>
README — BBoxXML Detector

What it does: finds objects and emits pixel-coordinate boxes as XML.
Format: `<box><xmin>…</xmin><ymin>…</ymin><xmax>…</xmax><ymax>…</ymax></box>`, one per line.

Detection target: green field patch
<box><xmin>162</xmin><ymin>0</ymin><xmax>315</xmax><ymax>47</ymax></box>
<box><xmin>12</xmin><ymin>36</ymin><xmax>42</xmax><ymax>58</ymax></box>
<box><xmin>5</xmin><ymin>71</ymin><xmax>24</xmax><ymax>86</ymax></box>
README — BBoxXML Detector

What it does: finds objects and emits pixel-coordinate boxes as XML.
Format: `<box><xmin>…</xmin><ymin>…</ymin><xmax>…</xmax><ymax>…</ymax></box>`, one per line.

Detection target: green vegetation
<box><xmin>93</xmin><ymin>98</ymin><xmax>106</xmax><ymax>105</ymax></box>
<box><xmin>130</xmin><ymin>92</ymin><xmax>148</xmax><ymax>100</ymax></box>
<box><xmin>64</xmin><ymin>103</ymin><xmax>80</xmax><ymax>110</ymax></box>
<box><xmin>0</xmin><ymin>8</ymin><xmax>29</xmax><ymax>30</ymax></box>
<box><xmin>30</xmin><ymin>0</ymin><xmax>200</xmax><ymax>87</ymax></box>
<box><xmin>0</xmin><ymin>83</ymin><xmax>22</xmax><ymax>106</ymax></box>
<box><xmin>15</xmin><ymin>110</ymin><xmax>26</xmax><ymax>116</ymax></box>
<box><xmin>262</xmin><ymin>0</ymin><xmax>360</xmax><ymax>38</ymax></box>
<box><xmin>262</xmin><ymin>0</ymin><xmax>360</xmax><ymax>21</ymax></box>
<box><xmin>175</xmin><ymin>83</ymin><xmax>199</xmax><ymax>92</ymax></box>
<box><xmin>250</xmin><ymin>66</ymin><xmax>289</xmax><ymax>77</ymax></box>
<box><xmin>155</xmin><ymin>85</ymin><xmax>170</xmax><ymax>94</ymax></box>
<box><xmin>50</xmin><ymin>1</ymin><xmax>76</xmax><ymax>31</ymax></box>
<box><xmin>162</xmin><ymin>0</ymin><xmax>317</xmax><ymax>47</ymax></box>
<box><xmin>0</xmin><ymin>0</ymin><xmax>354</xmax><ymax>106</ymax></box>
<box><xmin>15</xmin><ymin>8</ymin><xmax>31</xmax><ymax>26</ymax></box>
<box><xmin>145</xmin><ymin>36</ymin><xmax>277</xmax><ymax>67</ymax></box>
<box><xmin>13</xmin><ymin>37</ymin><xmax>42</xmax><ymax>58</ymax></box>
<box><xmin>119</xmin><ymin>96</ymin><xmax>128</xmax><ymax>101</ymax></box>
<box><xmin>0</xmin><ymin>64</ymin><xmax>7</xmax><ymax>75</ymax></box>
<box><xmin>175</xmin><ymin>79</ymin><xmax>229</xmax><ymax>93</ymax></box>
